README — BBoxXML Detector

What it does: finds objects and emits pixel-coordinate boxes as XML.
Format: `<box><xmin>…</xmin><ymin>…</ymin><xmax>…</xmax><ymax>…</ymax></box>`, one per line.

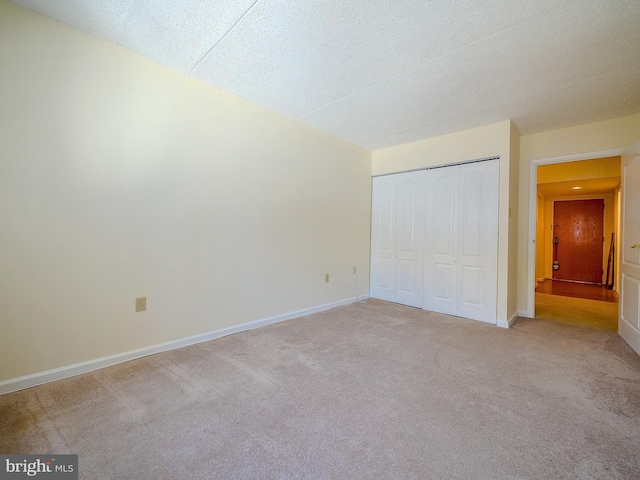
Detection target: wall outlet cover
<box><xmin>136</xmin><ymin>297</ymin><xmax>146</xmax><ymax>312</ymax></box>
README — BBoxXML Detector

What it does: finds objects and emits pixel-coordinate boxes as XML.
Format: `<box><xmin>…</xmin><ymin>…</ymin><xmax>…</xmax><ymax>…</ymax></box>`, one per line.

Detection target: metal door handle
<box><xmin>632</xmin><ymin>244</ymin><xmax>640</xmax><ymax>249</ymax></box>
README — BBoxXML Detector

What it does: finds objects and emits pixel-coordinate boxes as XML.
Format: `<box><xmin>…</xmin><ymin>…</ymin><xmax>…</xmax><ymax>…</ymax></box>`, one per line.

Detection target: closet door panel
<box><xmin>460</xmin><ymin>172</ymin><xmax>483</xmax><ymax>257</ymax></box>
<box><xmin>377</xmin><ymin>258</ymin><xmax>394</xmax><ymax>291</ymax></box>
<box><xmin>424</xmin><ymin>159</ymin><xmax>498</xmax><ymax>323</ymax></box>
<box><xmin>424</xmin><ymin>168</ymin><xmax>458</xmax><ymax>315</ymax></box>
<box><xmin>457</xmin><ymin>161</ymin><xmax>499</xmax><ymax>323</ymax></box>
<box><xmin>370</xmin><ymin>176</ymin><xmax>396</xmax><ymax>302</ymax></box>
<box><xmin>394</xmin><ymin>171</ymin><xmax>426</xmax><ymax>308</ymax></box>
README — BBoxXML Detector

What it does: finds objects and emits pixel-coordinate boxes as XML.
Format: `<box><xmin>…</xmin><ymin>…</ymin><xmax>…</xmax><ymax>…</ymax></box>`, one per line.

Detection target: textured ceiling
<box><xmin>12</xmin><ymin>0</ymin><xmax>640</xmax><ymax>150</ymax></box>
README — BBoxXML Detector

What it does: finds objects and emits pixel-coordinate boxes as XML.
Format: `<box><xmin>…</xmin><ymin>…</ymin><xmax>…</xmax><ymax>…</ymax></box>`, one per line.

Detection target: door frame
<box><xmin>525</xmin><ymin>148</ymin><xmax>624</xmax><ymax>318</ymax></box>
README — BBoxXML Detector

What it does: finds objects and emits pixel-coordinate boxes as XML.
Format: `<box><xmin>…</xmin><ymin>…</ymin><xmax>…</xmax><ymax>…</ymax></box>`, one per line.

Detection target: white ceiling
<box><xmin>12</xmin><ymin>0</ymin><xmax>640</xmax><ymax>150</ymax></box>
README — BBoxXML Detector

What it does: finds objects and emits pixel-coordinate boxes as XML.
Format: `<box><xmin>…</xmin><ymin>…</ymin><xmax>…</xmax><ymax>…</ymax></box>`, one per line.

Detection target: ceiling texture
<box><xmin>12</xmin><ymin>0</ymin><xmax>640</xmax><ymax>150</ymax></box>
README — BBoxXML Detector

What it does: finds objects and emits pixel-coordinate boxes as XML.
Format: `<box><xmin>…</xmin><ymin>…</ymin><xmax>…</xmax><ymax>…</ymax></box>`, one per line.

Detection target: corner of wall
<box><xmin>507</xmin><ymin>122</ymin><xmax>521</xmax><ymax>320</ymax></box>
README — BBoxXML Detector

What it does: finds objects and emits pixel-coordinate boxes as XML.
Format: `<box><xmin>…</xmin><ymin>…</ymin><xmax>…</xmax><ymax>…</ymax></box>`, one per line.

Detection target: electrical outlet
<box><xmin>325</xmin><ymin>274</ymin><xmax>329</xmax><ymax>283</ymax></box>
<box><xmin>353</xmin><ymin>266</ymin><xmax>357</xmax><ymax>274</ymax></box>
<box><xmin>135</xmin><ymin>297</ymin><xmax>146</xmax><ymax>312</ymax></box>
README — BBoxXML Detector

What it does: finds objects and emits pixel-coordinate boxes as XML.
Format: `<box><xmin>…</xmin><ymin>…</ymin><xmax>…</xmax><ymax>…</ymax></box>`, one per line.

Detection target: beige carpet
<box><xmin>2</xmin><ymin>299</ymin><xmax>640</xmax><ymax>479</ymax></box>
<box><xmin>536</xmin><ymin>292</ymin><xmax>618</xmax><ymax>331</ymax></box>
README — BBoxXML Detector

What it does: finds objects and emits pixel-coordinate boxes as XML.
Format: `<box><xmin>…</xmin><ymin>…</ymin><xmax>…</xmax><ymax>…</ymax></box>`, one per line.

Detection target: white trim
<box><xmin>526</xmin><ymin>148</ymin><xmax>625</xmax><ymax>319</ymax></box>
<box><xmin>497</xmin><ymin>311</ymin><xmax>520</xmax><ymax>328</ymax></box>
<box><xmin>0</xmin><ymin>294</ymin><xmax>370</xmax><ymax>395</ymax></box>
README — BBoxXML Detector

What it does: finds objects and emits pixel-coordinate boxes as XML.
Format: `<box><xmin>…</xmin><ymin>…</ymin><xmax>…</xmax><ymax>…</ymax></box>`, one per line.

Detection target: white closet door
<box><xmin>370</xmin><ymin>175</ymin><xmax>396</xmax><ymax>302</ymax></box>
<box><xmin>424</xmin><ymin>166</ymin><xmax>459</xmax><ymax>315</ymax></box>
<box><xmin>457</xmin><ymin>160</ymin><xmax>499</xmax><ymax>323</ymax></box>
<box><xmin>423</xmin><ymin>160</ymin><xmax>499</xmax><ymax>323</ymax></box>
<box><xmin>370</xmin><ymin>171</ymin><xmax>426</xmax><ymax>307</ymax></box>
<box><xmin>394</xmin><ymin>171</ymin><xmax>426</xmax><ymax>307</ymax></box>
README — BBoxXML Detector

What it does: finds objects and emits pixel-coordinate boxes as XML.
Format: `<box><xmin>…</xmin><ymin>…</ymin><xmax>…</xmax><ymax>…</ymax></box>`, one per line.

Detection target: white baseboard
<box><xmin>496</xmin><ymin>311</ymin><xmax>520</xmax><ymax>329</ymax></box>
<box><xmin>0</xmin><ymin>294</ymin><xmax>370</xmax><ymax>395</ymax></box>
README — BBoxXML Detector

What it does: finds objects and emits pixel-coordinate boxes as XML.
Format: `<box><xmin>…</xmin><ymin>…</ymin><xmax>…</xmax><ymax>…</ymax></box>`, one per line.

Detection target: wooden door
<box><xmin>552</xmin><ymin>199</ymin><xmax>604</xmax><ymax>283</ymax></box>
<box><xmin>619</xmin><ymin>152</ymin><xmax>640</xmax><ymax>355</ymax></box>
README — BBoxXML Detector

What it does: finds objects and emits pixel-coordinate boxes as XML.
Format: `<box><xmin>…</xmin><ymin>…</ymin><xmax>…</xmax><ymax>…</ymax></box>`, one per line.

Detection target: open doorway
<box><xmin>534</xmin><ymin>157</ymin><xmax>621</xmax><ymax>331</ymax></box>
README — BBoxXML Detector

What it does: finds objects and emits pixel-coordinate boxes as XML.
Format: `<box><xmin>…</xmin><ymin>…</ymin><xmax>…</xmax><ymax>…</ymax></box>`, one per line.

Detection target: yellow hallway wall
<box><xmin>0</xmin><ymin>1</ymin><xmax>372</xmax><ymax>383</ymax></box>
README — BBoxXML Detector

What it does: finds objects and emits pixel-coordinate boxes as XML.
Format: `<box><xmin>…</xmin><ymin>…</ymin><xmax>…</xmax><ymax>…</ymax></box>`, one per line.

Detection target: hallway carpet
<box><xmin>2</xmin><ymin>299</ymin><xmax>639</xmax><ymax>479</ymax></box>
<box><xmin>535</xmin><ymin>292</ymin><xmax>618</xmax><ymax>331</ymax></box>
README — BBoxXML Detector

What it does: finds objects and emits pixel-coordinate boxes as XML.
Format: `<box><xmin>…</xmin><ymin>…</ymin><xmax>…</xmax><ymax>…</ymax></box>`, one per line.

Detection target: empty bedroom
<box><xmin>2</xmin><ymin>1</ymin><xmax>640</xmax><ymax>478</ymax></box>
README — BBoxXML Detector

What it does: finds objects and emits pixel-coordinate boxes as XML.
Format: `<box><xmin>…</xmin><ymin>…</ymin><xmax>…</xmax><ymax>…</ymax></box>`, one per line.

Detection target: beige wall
<box><xmin>0</xmin><ymin>2</ymin><xmax>372</xmax><ymax>382</ymax></box>
<box><xmin>518</xmin><ymin>114</ymin><xmax>640</xmax><ymax>314</ymax></box>
<box><xmin>372</xmin><ymin>121</ymin><xmax>518</xmax><ymax>324</ymax></box>
<box><xmin>372</xmin><ymin>121</ymin><xmax>512</xmax><ymax>175</ymax></box>
<box><xmin>520</xmin><ymin>115</ymin><xmax>640</xmax><ymax>163</ymax></box>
